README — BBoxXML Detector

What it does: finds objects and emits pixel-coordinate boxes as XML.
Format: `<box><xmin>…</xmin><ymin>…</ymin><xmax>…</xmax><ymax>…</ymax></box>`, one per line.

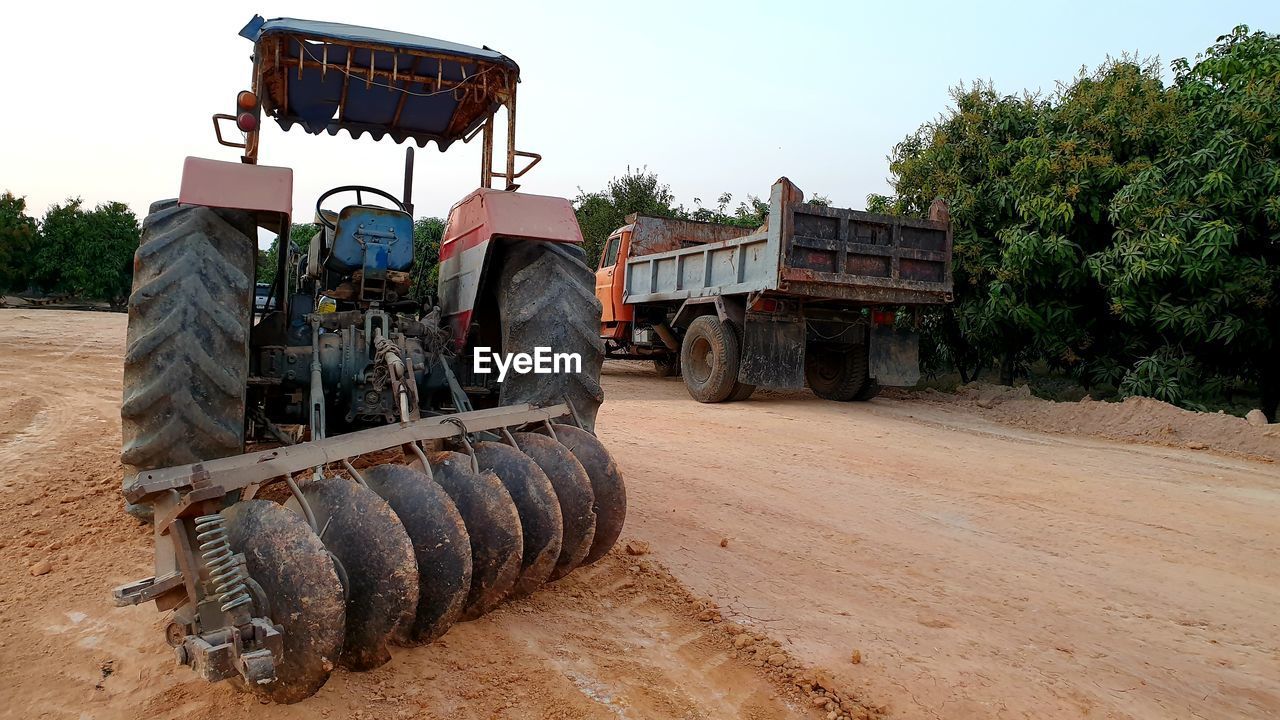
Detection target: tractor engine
<box><xmin>255</xmin><ymin>311</ymin><xmax>440</xmax><ymax>428</ymax></box>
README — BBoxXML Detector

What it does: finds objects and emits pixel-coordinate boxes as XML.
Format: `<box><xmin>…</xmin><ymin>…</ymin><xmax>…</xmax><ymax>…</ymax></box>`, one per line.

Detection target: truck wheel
<box><xmin>805</xmin><ymin>344</ymin><xmax>868</xmax><ymax>402</ymax></box>
<box><xmin>653</xmin><ymin>355</ymin><xmax>681</xmax><ymax>377</ymax></box>
<box><xmin>724</xmin><ymin>321</ymin><xmax>754</xmax><ymax>401</ymax></box>
<box><xmin>120</xmin><ymin>200</ymin><xmax>256</xmax><ymax>519</ymax></box>
<box><xmin>497</xmin><ymin>242</ymin><xmax>605</xmax><ymax>431</ymax></box>
<box><xmin>850</xmin><ymin>343</ymin><xmax>878</xmax><ymax>400</ymax></box>
<box><xmin>853</xmin><ymin>377</ymin><xmax>881</xmax><ymax>401</ymax></box>
<box><xmin>680</xmin><ymin>315</ymin><xmax>741</xmax><ymax>403</ymax></box>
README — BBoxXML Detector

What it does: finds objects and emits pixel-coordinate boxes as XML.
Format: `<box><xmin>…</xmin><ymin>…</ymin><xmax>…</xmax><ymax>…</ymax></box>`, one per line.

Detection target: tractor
<box><xmin>113</xmin><ymin>16</ymin><xmax>625</xmax><ymax>703</ymax></box>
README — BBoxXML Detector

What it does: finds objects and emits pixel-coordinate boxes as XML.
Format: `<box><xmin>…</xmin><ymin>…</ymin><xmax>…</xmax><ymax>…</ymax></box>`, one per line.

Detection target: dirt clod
<box><xmin>624</xmin><ymin>539</ymin><xmax>650</xmax><ymax>556</ymax></box>
<box><xmin>28</xmin><ymin>559</ymin><xmax>51</xmax><ymax>576</ymax></box>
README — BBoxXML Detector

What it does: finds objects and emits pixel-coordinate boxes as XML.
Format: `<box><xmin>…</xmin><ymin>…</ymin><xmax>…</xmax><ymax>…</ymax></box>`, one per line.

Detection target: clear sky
<box><xmin>4</xmin><ymin>0</ymin><xmax>1278</xmax><ymax>225</ymax></box>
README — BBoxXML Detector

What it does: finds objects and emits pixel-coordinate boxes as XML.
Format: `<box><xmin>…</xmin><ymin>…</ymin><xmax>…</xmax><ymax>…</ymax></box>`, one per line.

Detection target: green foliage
<box><xmin>1096</xmin><ymin>26</ymin><xmax>1280</xmax><ymax>401</ymax></box>
<box><xmin>410</xmin><ymin>216</ymin><xmax>446</xmax><ymax>305</ymax></box>
<box><xmin>0</xmin><ymin>193</ymin><xmax>38</xmax><ymax>293</ymax></box>
<box><xmin>872</xmin><ymin>27</ymin><xmax>1280</xmax><ymax>413</ymax></box>
<box><xmin>574</xmin><ymin>167</ymin><xmax>678</xmax><ymax>266</ymax></box>
<box><xmin>28</xmin><ymin>198</ymin><xmax>139</xmax><ymax>302</ymax></box>
<box><xmin>257</xmin><ymin>223</ymin><xmax>317</xmax><ymax>285</ymax></box>
<box><xmin>680</xmin><ymin>192</ymin><xmax>772</xmax><ymax>229</ymax></box>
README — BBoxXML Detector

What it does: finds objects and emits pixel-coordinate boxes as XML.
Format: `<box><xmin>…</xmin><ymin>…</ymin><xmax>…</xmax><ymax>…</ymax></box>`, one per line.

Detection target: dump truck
<box><xmin>113</xmin><ymin>16</ymin><xmax>623</xmax><ymax>703</ymax></box>
<box><xmin>596</xmin><ymin>178</ymin><xmax>952</xmax><ymax>402</ymax></box>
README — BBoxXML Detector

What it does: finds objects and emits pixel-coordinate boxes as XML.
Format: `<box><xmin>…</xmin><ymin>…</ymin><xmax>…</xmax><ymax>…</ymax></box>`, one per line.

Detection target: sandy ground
<box><xmin>1</xmin><ymin>310</ymin><xmax>1277</xmax><ymax>719</ymax></box>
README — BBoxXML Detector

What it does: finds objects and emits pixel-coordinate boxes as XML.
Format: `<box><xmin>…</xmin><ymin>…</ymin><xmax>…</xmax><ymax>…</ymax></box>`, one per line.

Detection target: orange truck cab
<box><xmin>592</xmin><ymin>178</ymin><xmax>954</xmax><ymax>405</ymax></box>
<box><xmin>596</xmin><ymin>226</ymin><xmax>635</xmax><ymax>336</ymax></box>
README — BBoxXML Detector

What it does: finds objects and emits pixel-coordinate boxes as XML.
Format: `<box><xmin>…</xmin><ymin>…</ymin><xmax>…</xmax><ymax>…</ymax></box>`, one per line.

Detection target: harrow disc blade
<box><xmin>295</xmin><ymin>476</ymin><xmax>419</xmax><ymax>671</ymax></box>
<box><xmin>223</xmin><ymin>500</ymin><xmax>345</xmax><ymax>704</ymax></box>
<box><xmin>512</xmin><ymin>432</ymin><xmax>596</xmax><ymax>581</ymax></box>
<box><xmin>473</xmin><ymin>441</ymin><xmax>563</xmax><ymax>599</ymax></box>
<box><xmin>429</xmin><ymin>451</ymin><xmax>523</xmax><ymax>620</ymax></box>
<box><xmin>362</xmin><ymin>463</ymin><xmax>472</xmax><ymax>645</ymax></box>
<box><xmin>540</xmin><ymin>424</ymin><xmax>627</xmax><ymax>565</ymax></box>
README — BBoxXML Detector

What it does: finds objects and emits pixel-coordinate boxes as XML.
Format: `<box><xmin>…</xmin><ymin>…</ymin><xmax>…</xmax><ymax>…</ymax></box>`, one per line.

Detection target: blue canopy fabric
<box><xmin>241</xmin><ymin>16</ymin><xmax>519</xmax><ymax>150</ymax></box>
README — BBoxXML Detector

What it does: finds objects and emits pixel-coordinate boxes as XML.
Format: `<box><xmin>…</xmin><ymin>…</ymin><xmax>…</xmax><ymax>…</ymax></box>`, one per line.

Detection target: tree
<box><xmin>33</xmin><ymin>198</ymin><xmax>139</xmax><ymax>301</ymax></box>
<box><xmin>1096</xmin><ymin>26</ymin><xmax>1280</xmax><ymax>415</ymax></box>
<box><xmin>681</xmin><ymin>192</ymin><xmax>773</xmax><ymax>228</ymax></box>
<box><xmin>869</xmin><ymin>83</ymin><xmax>1049</xmax><ymax>383</ymax></box>
<box><xmin>77</xmin><ymin>202</ymin><xmax>140</xmax><ymax>302</ymax></box>
<box><xmin>870</xmin><ymin>27</ymin><xmax>1280</xmax><ymax>415</ymax></box>
<box><xmin>410</xmin><ymin>216</ymin><xmax>446</xmax><ymax>305</ymax></box>
<box><xmin>0</xmin><ymin>192</ymin><xmax>38</xmax><ymax>293</ymax></box>
<box><xmin>258</xmin><ymin>223</ymin><xmax>319</xmax><ymax>284</ymax></box>
<box><xmin>574</xmin><ymin>167</ymin><xmax>678</xmax><ymax>266</ymax></box>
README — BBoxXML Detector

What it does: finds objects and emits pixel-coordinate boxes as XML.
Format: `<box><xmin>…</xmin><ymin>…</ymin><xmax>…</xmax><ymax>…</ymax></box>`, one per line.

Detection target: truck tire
<box><xmin>849</xmin><ymin>342</ymin><xmax>879</xmax><ymax>400</ymax></box>
<box><xmin>121</xmin><ymin>200</ymin><xmax>255</xmax><ymax>518</ymax></box>
<box><xmin>728</xmin><ymin>381</ymin><xmax>756</xmax><ymax>402</ymax></box>
<box><xmin>680</xmin><ymin>315</ymin><xmax>741</xmax><ymax>403</ymax></box>
<box><xmin>497</xmin><ymin>242</ymin><xmax>605</xmax><ymax>431</ymax></box>
<box><xmin>853</xmin><ymin>377</ymin><xmax>881</xmax><ymax>401</ymax></box>
<box><xmin>724</xmin><ymin>321</ymin><xmax>754</xmax><ymax>401</ymax></box>
<box><xmin>805</xmin><ymin>343</ymin><xmax>868</xmax><ymax>402</ymax></box>
<box><xmin>653</xmin><ymin>355</ymin><xmax>681</xmax><ymax>377</ymax></box>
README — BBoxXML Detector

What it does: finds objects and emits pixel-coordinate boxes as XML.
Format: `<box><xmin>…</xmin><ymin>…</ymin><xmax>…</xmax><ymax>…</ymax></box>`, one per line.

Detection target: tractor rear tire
<box><xmin>497</xmin><ymin>242</ymin><xmax>605</xmax><ymax>431</ymax></box>
<box><xmin>120</xmin><ymin>200</ymin><xmax>256</xmax><ymax>518</ymax></box>
<box><xmin>680</xmin><ymin>315</ymin><xmax>742</xmax><ymax>403</ymax></box>
<box><xmin>805</xmin><ymin>343</ymin><xmax>869</xmax><ymax>402</ymax></box>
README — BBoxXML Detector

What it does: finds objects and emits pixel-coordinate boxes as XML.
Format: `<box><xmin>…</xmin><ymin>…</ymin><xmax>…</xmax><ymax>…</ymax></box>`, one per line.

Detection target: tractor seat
<box><xmin>325</xmin><ymin>205</ymin><xmax>414</xmax><ymax>275</ymax></box>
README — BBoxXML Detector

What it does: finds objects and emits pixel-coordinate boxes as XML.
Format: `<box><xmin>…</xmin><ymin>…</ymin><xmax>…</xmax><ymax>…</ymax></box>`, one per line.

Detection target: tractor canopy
<box><xmin>240</xmin><ymin>15</ymin><xmax>520</xmax><ymax>150</ymax></box>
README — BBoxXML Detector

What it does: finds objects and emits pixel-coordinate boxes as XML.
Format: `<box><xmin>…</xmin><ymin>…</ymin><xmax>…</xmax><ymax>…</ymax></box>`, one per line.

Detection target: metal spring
<box><xmin>194</xmin><ymin>513</ymin><xmax>253</xmax><ymax>613</ymax></box>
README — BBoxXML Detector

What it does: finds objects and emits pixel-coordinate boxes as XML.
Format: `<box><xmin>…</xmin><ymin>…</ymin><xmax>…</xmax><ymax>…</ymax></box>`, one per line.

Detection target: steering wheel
<box><xmin>315</xmin><ymin>185</ymin><xmax>408</xmax><ymax>230</ymax></box>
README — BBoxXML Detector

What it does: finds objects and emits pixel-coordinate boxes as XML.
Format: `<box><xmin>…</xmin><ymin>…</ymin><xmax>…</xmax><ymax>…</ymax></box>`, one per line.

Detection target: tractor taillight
<box><xmin>237</xmin><ymin>91</ymin><xmax>258</xmax><ymax>110</ymax></box>
<box><xmin>236</xmin><ymin>112</ymin><xmax>258</xmax><ymax>132</ymax></box>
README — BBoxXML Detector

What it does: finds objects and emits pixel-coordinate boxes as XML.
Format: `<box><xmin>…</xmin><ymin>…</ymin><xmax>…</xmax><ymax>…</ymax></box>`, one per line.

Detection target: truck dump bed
<box><xmin>623</xmin><ymin>178</ymin><xmax>952</xmax><ymax>306</ymax></box>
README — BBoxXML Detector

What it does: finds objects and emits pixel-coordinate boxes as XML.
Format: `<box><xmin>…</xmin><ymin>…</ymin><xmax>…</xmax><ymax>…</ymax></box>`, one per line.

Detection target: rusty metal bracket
<box><xmin>489</xmin><ymin>150</ymin><xmax>542</xmax><ymax>184</ymax></box>
<box><xmin>124</xmin><ymin>403</ymin><xmax>568</xmax><ymax>504</ymax></box>
<box><xmin>112</xmin><ymin>572</ymin><xmax>186</xmax><ymax>607</ymax></box>
<box><xmin>211</xmin><ymin>114</ymin><xmax>247</xmax><ymax>149</ymax></box>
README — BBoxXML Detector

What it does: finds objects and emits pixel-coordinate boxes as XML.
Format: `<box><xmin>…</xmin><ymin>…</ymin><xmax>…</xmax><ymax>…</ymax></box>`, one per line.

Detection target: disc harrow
<box><xmin>114</xmin><ymin>404</ymin><xmax>625</xmax><ymax>704</ymax></box>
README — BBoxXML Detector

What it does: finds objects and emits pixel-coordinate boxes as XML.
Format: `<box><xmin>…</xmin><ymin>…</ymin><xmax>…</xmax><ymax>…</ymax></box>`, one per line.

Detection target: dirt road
<box><xmin>2</xmin><ymin>310</ymin><xmax>1277</xmax><ymax>719</ymax></box>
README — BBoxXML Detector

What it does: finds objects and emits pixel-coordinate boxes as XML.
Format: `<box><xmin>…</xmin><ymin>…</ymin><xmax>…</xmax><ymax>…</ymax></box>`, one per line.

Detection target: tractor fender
<box><xmin>438</xmin><ymin>189</ymin><xmax>583</xmax><ymax>349</ymax></box>
<box><xmin>178</xmin><ymin>157</ymin><xmax>293</xmax><ymax>231</ymax></box>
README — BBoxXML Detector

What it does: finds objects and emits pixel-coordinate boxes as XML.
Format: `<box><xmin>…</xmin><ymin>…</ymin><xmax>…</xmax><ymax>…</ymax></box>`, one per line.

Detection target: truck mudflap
<box><xmin>869</xmin><ymin>324</ymin><xmax>921</xmax><ymax>387</ymax></box>
<box><xmin>739</xmin><ymin>313</ymin><xmax>806</xmax><ymax>389</ymax></box>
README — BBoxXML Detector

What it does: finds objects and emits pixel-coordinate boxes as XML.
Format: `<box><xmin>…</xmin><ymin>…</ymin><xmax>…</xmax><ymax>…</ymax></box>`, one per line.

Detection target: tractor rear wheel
<box><xmin>120</xmin><ymin>200</ymin><xmax>256</xmax><ymax>518</ymax></box>
<box><xmin>497</xmin><ymin>242</ymin><xmax>604</xmax><ymax>431</ymax></box>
